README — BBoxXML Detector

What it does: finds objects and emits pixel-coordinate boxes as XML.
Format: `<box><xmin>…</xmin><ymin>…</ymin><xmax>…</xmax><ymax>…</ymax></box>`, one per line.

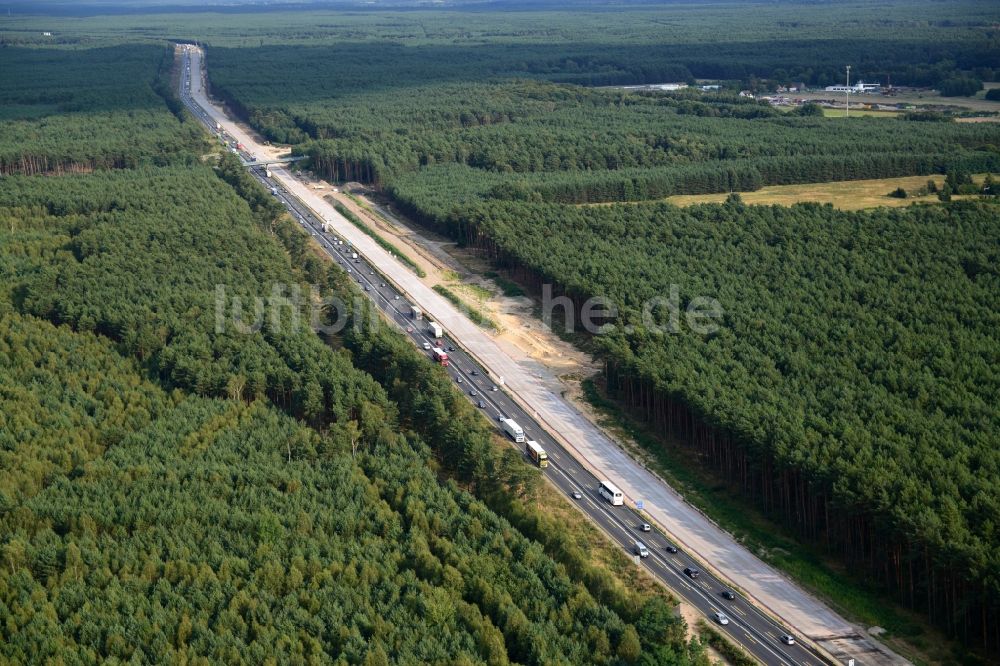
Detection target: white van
<box><xmin>634</xmin><ymin>541</ymin><xmax>649</xmax><ymax>558</ymax></box>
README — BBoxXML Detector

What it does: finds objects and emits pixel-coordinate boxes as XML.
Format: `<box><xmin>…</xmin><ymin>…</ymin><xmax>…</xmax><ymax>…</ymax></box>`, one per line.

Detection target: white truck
<box><xmin>501</xmin><ymin>418</ymin><xmax>525</xmax><ymax>443</ymax></box>
<box><xmin>428</xmin><ymin>321</ymin><xmax>443</xmax><ymax>339</ymax></box>
<box><xmin>411</xmin><ymin>306</ymin><xmax>422</xmax><ymax>320</ymax></box>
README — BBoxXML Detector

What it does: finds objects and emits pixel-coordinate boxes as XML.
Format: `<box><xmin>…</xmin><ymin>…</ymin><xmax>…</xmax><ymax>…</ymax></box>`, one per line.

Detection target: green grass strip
<box><xmin>433</xmin><ymin>284</ymin><xmax>498</xmax><ymax>330</ymax></box>
<box><xmin>333</xmin><ymin>202</ymin><xmax>426</xmax><ymax>278</ymax></box>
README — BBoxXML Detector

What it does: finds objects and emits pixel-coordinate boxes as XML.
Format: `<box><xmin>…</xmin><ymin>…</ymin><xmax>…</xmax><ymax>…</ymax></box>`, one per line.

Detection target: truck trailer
<box><xmin>428</xmin><ymin>321</ymin><xmax>443</xmax><ymax>339</ymax></box>
<box><xmin>525</xmin><ymin>440</ymin><xmax>548</xmax><ymax>468</ymax></box>
<box><xmin>411</xmin><ymin>306</ymin><xmax>422</xmax><ymax>320</ymax></box>
<box><xmin>501</xmin><ymin>418</ymin><xmax>525</xmax><ymax>443</ymax></box>
<box><xmin>431</xmin><ymin>347</ymin><xmax>449</xmax><ymax>366</ymax></box>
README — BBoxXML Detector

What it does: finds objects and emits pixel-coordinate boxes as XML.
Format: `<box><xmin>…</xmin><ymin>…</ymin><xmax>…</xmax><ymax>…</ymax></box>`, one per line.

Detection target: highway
<box><xmin>177</xmin><ymin>44</ymin><xmax>905</xmax><ymax>666</ymax></box>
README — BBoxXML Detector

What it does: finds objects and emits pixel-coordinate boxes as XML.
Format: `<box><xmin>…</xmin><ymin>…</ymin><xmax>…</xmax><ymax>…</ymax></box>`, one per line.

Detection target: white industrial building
<box><xmin>825</xmin><ymin>81</ymin><xmax>881</xmax><ymax>94</ymax></box>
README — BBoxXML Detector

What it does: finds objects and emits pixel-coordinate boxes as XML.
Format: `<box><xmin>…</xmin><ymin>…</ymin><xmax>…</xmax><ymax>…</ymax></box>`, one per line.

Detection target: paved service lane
<box><xmin>178</xmin><ymin>45</ymin><xmax>907</xmax><ymax>666</ymax></box>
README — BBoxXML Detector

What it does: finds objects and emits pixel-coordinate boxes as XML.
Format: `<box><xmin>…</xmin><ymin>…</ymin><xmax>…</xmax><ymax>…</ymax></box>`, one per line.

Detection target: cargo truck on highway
<box><xmin>411</xmin><ymin>306</ymin><xmax>422</xmax><ymax>320</ymax></box>
<box><xmin>428</xmin><ymin>321</ymin><xmax>443</xmax><ymax>339</ymax></box>
<box><xmin>525</xmin><ymin>440</ymin><xmax>548</xmax><ymax>468</ymax></box>
<box><xmin>501</xmin><ymin>418</ymin><xmax>525</xmax><ymax>443</ymax></box>
<box><xmin>431</xmin><ymin>347</ymin><xmax>449</xmax><ymax>366</ymax></box>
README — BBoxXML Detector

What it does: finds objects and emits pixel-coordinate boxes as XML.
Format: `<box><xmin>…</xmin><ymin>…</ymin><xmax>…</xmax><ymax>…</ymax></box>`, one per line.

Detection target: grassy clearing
<box><xmin>579</xmin><ymin>378</ymin><xmax>968</xmax><ymax>665</ymax></box>
<box><xmin>432</xmin><ymin>284</ymin><xmax>498</xmax><ymax>330</ymax></box>
<box><xmin>666</xmin><ymin>173</ymin><xmax>990</xmax><ymax>210</ymax></box>
<box><xmin>332</xmin><ymin>202</ymin><xmax>426</xmax><ymax>277</ymax></box>
<box><xmin>485</xmin><ymin>270</ymin><xmax>527</xmax><ymax>297</ymax></box>
<box><xmin>466</xmin><ymin>284</ymin><xmax>493</xmax><ymax>301</ymax></box>
<box><xmin>822</xmin><ymin>108</ymin><xmax>901</xmax><ymax>118</ymax></box>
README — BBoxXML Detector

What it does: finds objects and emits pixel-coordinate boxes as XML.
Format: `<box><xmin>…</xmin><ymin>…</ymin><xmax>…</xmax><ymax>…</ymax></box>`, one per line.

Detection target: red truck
<box><xmin>431</xmin><ymin>347</ymin><xmax>449</xmax><ymax>366</ymax></box>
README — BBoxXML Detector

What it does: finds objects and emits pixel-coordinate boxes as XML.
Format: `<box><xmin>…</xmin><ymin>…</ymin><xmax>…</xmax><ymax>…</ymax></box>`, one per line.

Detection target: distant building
<box><xmin>42</xmin><ymin>32</ymin><xmax>53</xmax><ymax>36</ymax></box>
<box><xmin>621</xmin><ymin>83</ymin><xmax>688</xmax><ymax>92</ymax></box>
<box><xmin>825</xmin><ymin>81</ymin><xmax>881</xmax><ymax>94</ymax></box>
<box><xmin>738</xmin><ymin>90</ymin><xmax>755</xmax><ymax>98</ymax></box>
<box><xmin>700</xmin><ymin>84</ymin><xmax>720</xmax><ymax>91</ymax></box>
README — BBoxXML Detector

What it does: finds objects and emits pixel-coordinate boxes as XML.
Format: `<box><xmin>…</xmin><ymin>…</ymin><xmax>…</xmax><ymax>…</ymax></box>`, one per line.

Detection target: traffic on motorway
<box><xmin>178</xmin><ymin>47</ymin><xmax>828</xmax><ymax>666</ymax></box>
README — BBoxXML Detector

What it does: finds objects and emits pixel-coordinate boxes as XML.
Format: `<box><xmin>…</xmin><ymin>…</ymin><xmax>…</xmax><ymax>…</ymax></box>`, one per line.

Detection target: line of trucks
<box><xmin>410</xmin><ymin>304</ymin><xmax>549</xmax><ymax>467</ymax></box>
<box><xmin>502</xmin><ymin>418</ymin><xmax>548</xmax><ymax>468</ymax></box>
<box><xmin>190</xmin><ymin>53</ymin><xmax>550</xmax><ymax>473</ymax></box>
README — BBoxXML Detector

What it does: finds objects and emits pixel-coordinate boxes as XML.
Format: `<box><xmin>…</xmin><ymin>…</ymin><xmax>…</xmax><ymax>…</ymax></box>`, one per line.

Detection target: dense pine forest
<box><xmin>3</xmin><ymin>1</ymin><xmax>1000</xmax><ymax>660</ymax></box>
<box><xmin>192</xmin><ymin>2</ymin><xmax>1000</xmax><ymax>655</ymax></box>
<box><xmin>0</xmin><ymin>45</ymin><xmax>202</xmax><ymax>175</ymax></box>
<box><xmin>0</xmin><ymin>46</ymin><xmax>704</xmax><ymax>664</ymax></box>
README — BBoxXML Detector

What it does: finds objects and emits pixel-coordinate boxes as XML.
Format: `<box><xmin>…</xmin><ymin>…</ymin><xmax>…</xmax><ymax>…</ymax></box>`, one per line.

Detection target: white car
<box><xmin>780</xmin><ymin>634</ymin><xmax>795</xmax><ymax>645</ymax></box>
<box><xmin>422</xmin><ymin>342</ymin><xmax>431</xmax><ymax>350</ymax></box>
<box><xmin>713</xmin><ymin>612</ymin><xmax>730</xmax><ymax>626</ymax></box>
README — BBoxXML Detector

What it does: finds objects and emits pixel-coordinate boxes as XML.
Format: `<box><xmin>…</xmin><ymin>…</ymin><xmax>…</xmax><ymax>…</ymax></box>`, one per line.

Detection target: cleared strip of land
<box><xmin>666</xmin><ymin>174</ymin><xmax>989</xmax><ymax>210</ymax></box>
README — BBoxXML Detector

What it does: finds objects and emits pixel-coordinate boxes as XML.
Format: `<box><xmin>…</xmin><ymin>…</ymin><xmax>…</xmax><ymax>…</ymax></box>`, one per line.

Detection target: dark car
<box><xmin>470</xmin><ymin>369</ymin><xmax>479</xmax><ymax>376</ymax></box>
<box><xmin>684</xmin><ymin>567</ymin><xmax>700</xmax><ymax>579</ymax></box>
<box><xmin>447</xmin><ymin>346</ymin><xmax>456</xmax><ymax>352</ymax></box>
<box><xmin>477</xmin><ymin>400</ymin><xmax>486</xmax><ymax>408</ymax></box>
<box><xmin>665</xmin><ymin>545</ymin><xmax>678</xmax><ymax>554</ymax></box>
<box><xmin>721</xmin><ymin>589</ymin><xmax>736</xmax><ymax>600</ymax></box>
<box><xmin>469</xmin><ymin>390</ymin><xmax>478</xmax><ymax>397</ymax></box>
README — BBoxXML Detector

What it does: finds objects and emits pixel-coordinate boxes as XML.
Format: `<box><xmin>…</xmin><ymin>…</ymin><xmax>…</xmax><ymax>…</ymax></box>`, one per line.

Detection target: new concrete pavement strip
<box><xmin>186</xmin><ymin>46</ymin><xmax>906</xmax><ymax>666</ymax></box>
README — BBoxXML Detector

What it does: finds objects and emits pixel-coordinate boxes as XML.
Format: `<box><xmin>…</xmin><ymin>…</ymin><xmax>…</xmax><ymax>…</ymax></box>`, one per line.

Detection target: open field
<box><xmin>822</xmin><ymin>108</ymin><xmax>901</xmax><ymax>118</ymax></box>
<box><xmin>793</xmin><ymin>89</ymin><xmax>1000</xmax><ymax>113</ymax></box>
<box><xmin>666</xmin><ymin>173</ymin><xmax>991</xmax><ymax>210</ymax></box>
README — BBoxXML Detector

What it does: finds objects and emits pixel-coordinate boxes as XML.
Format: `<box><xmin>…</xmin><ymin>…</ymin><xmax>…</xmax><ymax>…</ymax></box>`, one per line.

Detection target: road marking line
<box><xmin>745</xmin><ymin>635</ymin><xmax>758</xmax><ymax>645</ymax></box>
<box><xmin>732</xmin><ymin>607</ymin><xmax>747</xmax><ymax>617</ymax></box>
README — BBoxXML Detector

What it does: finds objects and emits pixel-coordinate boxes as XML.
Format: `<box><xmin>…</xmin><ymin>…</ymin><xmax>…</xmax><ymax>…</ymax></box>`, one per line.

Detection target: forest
<box><xmin>0</xmin><ymin>45</ymin><xmax>703</xmax><ymax>664</ymax></box>
<box><xmin>5</xmin><ymin>1</ymin><xmax>998</xmax><ymax>89</ymax></box>
<box><xmin>207</xmin><ymin>49</ymin><xmax>1000</xmax><ymax>194</ymax></box>
<box><xmin>0</xmin><ymin>45</ymin><xmax>204</xmax><ymax>175</ymax></box>
<box><xmin>190</xmin><ymin>4</ymin><xmax>1000</xmax><ymax>654</ymax></box>
<box><xmin>3</xmin><ymin>1</ymin><xmax>1000</xmax><ymax>659</ymax></box>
